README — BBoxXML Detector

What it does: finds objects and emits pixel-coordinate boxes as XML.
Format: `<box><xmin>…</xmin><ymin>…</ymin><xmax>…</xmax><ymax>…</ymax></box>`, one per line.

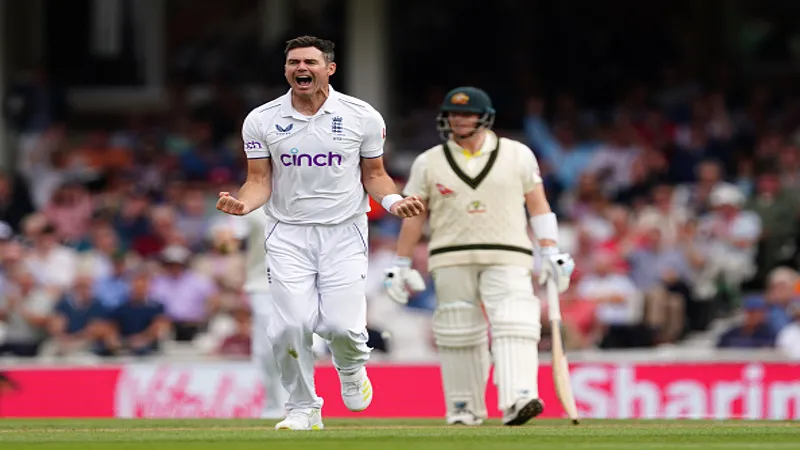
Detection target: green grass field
<box><xmin>0</xmin><ymin>419</ymin><xmax>798</xmax><ymax>450</ymax></box>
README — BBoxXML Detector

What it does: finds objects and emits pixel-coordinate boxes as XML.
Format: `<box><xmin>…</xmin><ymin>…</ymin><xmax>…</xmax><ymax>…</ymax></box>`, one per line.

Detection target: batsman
<box><xmin>384</xmin><ymin>87</ymin><xmax>575</xmax><ymax>426</ymax></box>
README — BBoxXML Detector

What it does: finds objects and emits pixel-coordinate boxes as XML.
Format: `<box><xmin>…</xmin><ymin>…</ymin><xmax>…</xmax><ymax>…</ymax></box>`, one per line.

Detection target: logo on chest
<box><xmin>436</xmin><ymin>183</ymin><xmax>456</xmax><ymax>197</ymax></box>
<box><xmin>467</xmin><ymin>200</ymin><xmax>486</xmax><ymax>214</ymax></box>
<box><xmin>331</xmin><ymin>116</ymin><xmax>344</xmax><ymax>140</ymax></box>
<box><xmin>275</xmin><ymin>123</ymin><xmax>294</xmax><ymax>135</ymax></box>
<box><xmin>281</xmin><ymin>147</ymin><xmax>343</xmax><ymax>167</ymax></box>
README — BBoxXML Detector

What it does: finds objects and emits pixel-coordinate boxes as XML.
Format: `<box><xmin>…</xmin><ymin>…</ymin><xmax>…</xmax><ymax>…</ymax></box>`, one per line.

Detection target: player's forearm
<box><xmin>362</xmin><ymin>172</ymin><xmax>400</xmax><ymax>204</ymax></box>
<box><xmin>525</xmin><ymin>185</ymin><xmax>558</xmax><ymax>248</ymax></box>
<box><xmin>395</xmin><ymin>214</ymin><xmax>427</xmax><ymax>258</ymax></box>
<box><xmin>237</xmin><ymin>180</ymin><xmax>271</xmax><ymax>214</ymax></box>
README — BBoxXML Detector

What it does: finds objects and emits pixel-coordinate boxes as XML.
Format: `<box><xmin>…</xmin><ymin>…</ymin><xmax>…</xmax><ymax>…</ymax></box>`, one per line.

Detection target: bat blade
<box><xmin>546</xmin><ymin>279</ymin><xmax>580</xmax><ymax>425</ymax></box>
<box><xmin>551</xmin><ymin>320</ymin><xmax>580</xmax><ymax>424</ymax></box>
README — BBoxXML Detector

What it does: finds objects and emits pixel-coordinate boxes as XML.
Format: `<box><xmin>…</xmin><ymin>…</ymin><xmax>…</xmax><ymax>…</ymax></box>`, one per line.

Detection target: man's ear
<box><xmin>328</xmin><ymin>62</ymin><xmax>337</xmax><ymax>76</ymax></box>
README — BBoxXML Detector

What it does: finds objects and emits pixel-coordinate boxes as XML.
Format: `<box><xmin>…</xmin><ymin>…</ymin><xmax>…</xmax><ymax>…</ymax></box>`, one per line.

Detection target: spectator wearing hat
<box><xmin>716</xmin><ymin>296</ymin><xmax>777</xmax><ymax>349</ymax></box>
<box><xmin>697</xmin><ymin>183</ymin><xmax>762</xmax><ymax>308</ymax></box>
<box><xmin>150</xmin><ymin>245</ymin><xmax>218</xmax><ymax>341</ymax></box>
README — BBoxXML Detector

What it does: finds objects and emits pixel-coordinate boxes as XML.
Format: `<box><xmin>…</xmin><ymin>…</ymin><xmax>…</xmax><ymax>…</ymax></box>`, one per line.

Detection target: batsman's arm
<box><xmin>525</xmin><ymin>183</ymin><xmax>558</xmax><ymax>248</ymax></box>
<box><xmin>394</xmin><ymin>152</ymin><xmax>430</xmax><ymax>258</ymax></box>
<box><xmin>395</xmin><ymin>208</ymin><xmax>428</xmax><ymax>258</ymax></box>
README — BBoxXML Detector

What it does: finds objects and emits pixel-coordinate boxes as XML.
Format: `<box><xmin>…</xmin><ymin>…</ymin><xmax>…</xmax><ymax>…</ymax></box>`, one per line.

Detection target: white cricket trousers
<box><xmin>250</xmin><ymin>291</ymin><xmax>289</xmax><ymax>416</ymax></box>
<box><xmin>263</xmin><ymin>214</ymin><xmax>372</xmax><ymax>411</ymax></box>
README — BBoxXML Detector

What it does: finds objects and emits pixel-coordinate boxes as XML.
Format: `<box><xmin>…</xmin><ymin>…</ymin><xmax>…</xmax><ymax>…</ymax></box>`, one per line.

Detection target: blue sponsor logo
<box><xmin>245</xmin><ymin>141</ymin><xmax>263</xmax><ymax>150</ymax></box>
<box><xmin>275</xmin><ymin>123</ymin><xmax>294</xmax><ymax>134</ymax></box>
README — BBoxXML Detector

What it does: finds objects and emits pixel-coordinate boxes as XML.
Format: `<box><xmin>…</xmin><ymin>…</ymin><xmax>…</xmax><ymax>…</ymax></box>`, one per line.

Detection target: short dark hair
<box><xmin>285</xmin><ymin>36</ymin><xmax>335</xmax><ymax>63</ymax></box>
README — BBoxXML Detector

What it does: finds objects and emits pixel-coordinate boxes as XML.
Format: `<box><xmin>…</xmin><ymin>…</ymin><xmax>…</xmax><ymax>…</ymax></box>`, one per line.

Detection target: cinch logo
<box><xmin>281</xmin><ymin>148</ymin><xmax>343</xmax><ymax>167</ymax></box>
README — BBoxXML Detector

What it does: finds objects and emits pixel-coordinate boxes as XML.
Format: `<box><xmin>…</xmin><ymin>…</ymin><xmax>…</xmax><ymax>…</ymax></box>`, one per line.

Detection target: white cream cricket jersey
<box><xmin>242</xmin><ymin>86</ymin><xmax>386</xmax><ymax>225</ymax></box>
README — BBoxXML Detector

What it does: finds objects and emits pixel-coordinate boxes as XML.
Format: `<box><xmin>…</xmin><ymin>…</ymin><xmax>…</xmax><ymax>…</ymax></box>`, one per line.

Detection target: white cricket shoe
<box><xmin>274</xmin><ymin>408</ymin><xmax>324</xmax><ymax>430</ymax></box>
<box><xmin>502</xmin><ymin>397</ymin><xmax>544</xmax><ymax>426</ymax></box>
<box><xmin>446</xmin><ymin>404</ymin><xmax>484</xmax><ymax>426</ymax></box>
<box><xmin>339</xmin><ymin>367</ymin><xmax>373</xmax><ymax>412</ymax></box>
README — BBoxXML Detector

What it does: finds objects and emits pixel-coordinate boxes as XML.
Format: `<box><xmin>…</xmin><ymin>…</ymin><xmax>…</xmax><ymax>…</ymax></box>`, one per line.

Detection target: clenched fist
<box><xmin>390</xmin><ymin>195</ymin><xmax>425</xmax><ymax>218</ymax></box>
<box><xmin>216</xmin><ymin>192</ymin><xmax>247</xmax><ymax>216</ymax></box>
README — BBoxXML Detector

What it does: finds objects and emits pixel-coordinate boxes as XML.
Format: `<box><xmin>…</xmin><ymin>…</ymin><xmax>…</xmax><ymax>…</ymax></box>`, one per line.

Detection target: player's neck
<box><xmin>454</xmin><ymin>131</ymin><xmax>487</xmax><ymax>154</ymax></box>
<box><xmin>291</xmin><ymin>86</ymin><xmax>330</xmax><ymax>116</ymax></box>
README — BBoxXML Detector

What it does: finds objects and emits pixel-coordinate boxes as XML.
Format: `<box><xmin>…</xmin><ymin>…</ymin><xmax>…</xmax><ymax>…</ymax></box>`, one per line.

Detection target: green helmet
<box><xmin>436</xmin><ymin>87</ymin><xmax>496</xmax><ymax>140</ymax></box>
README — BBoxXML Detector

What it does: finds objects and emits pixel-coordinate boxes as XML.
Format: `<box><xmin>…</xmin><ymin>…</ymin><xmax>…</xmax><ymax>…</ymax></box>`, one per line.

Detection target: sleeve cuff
<box><xmin>360</xmin><ymin>148</ymin><xmax>384</xmax><ymax>159</ymax></box>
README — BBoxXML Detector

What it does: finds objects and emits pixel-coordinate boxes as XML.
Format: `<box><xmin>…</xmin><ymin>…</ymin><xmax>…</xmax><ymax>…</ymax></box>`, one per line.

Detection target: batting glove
<box><xmin>383</xmin><ymin>256</ymin><xmax>426</xmax><ymax>305</ymax></box>
<box><xmin>538</xmin><ymin>247</ymin><xmax>575</xmax><ymax>293</ymax></box>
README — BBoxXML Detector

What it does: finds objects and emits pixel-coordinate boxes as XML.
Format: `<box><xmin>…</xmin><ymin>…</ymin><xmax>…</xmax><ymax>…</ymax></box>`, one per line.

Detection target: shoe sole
<box><xmin>503</xmin><ymin>399</ymin><xmax>544</xmax><ymax>426</ymax></box>
<box><xmin>447</xmin><ymin>420</ymin><xmax>484</xmax><ymax>426</ymax></box>
<box><xmin>276</xmin><ymin>424</ymin><xmax>324</xmax><ymax>431</ymax></box>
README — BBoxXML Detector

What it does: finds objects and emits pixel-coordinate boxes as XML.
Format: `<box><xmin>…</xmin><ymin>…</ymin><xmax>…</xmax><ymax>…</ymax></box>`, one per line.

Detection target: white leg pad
<box><xmin>433</xmin><ymin>300</ymin><xmax>490</xmax><ymax>419</ymax></box>
<box><xmin>480</xmin><ymin>266</ymin><xmax>542</xmax><ymax>411</ymax></box>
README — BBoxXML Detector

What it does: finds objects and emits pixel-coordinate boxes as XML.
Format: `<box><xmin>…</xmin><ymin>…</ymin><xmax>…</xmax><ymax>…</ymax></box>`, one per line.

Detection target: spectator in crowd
<box><xmin>523</xmin><ymin>97</ymin><xmax>597</xmax><ymax>190</ymax></box>
<box><xmin>717</xmin><ymin>296</ymin><xmax>777</xmax><ymax>349</ymax></box>
<box><xmin>0</xmin><ymin>172</ymin><xmax>36</xmax><ymax>233</ymax></box>
<box><xmin>673</xmin><ymin>159</ymin><xmax>724</xmax><ymax>216</ymax></box>
<box><xmin>100</xmin><ymin>270</ymin><xmax>170</xmax><ymax>356</ymax></box>
<box><xmin>215</xmin><ymin>302</ymin><xmax>252</xmax><ymax>358</ymax></box>
<box><xmin>92</xmin><ymin>251</ymin><xmax>134</xmax><ymax>310</ymax></box>
<box><xmin>112</xmin><ymin>189</ymin><xmax>152</xmax><ymax>250</ymax></box>
<box><xmin>747</xmin><ymin>169</ymin><xmax>799</xmax><ymax>284</ymax></box>
<box><xmin>22</xmin><ymin>215</ymin><xmax>77</xmax><ymax>293</ymax></box>
<box><xmin>0</xmin><ymin>265</ymin><xmax>55</xmax><ymax>356</ymax></box>
<box><xmin>149</xmin><ymin>245</ymin><xmax>218</xmax><ymax>341</ymax></box>
<box><xmin>42</xmin><ymin>181</ymin><xmax>93</xmax><ymax>244</ymax></box>
<box><xmin>132</xmin><ymin>205</ymin><xmax>185</xmax><ymax>257</ymax></box>
<box><xmin>576</xmin><ymin>250</ymin><xmax>648</xmax><ymax>348</ymax></box>
<box><xmin>776</xmin><ymin>302</ymin><xmax>800</xmax><ymax>359</ymax></box>
<box><xmin>47</xmin><ymin>272</ymin><xmax>108</xmax><ymax>356</ymax></box>
<box><xmin>761</xmin><ymin>267</ymin><xmax>800</xmax><ymax>333</ymax></box>
<box><xmin>635</xmin><ymin>182</ymin><xmax>690</xmax><ymax>246</ymax></box>
<box><xmin>77</xmin><ymin>224</ymin><xmax>124</xmax><ymax>281</ymax></box>
<box><xmin>698</xmin><ymin>183</ymin><xmax>762</xmax><ymax>309</ymax></box>
<box><xmin>176</xmin><ymin>187</ymin><xmax>212</xmax><ymax>252</ymax></box>
<box><xmin>585</xmin><ymin>116</ymin><xmax>643</xmax><ymax>197</ymax></box>
<box><xmin>192</xmin><ymin>224</ymin><xmax>246</xmax><ymax>305</ymax></box>
<box><xmin>626</xmin><ymin>220</ymin><xmax>692</xmax><ymax>343</ymax></box>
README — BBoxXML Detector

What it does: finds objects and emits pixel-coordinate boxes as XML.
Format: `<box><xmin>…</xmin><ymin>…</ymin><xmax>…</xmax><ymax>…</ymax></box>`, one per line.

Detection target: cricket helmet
<box><xmin>436</xmin><ymin>86</ymin><xmax>496</xmax><ymax>140</ymax></box>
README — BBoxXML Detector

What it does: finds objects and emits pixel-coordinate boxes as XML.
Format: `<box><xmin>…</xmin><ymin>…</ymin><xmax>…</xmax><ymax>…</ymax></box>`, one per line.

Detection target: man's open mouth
<box><xmin>296</xmin><ymin>76</ymin><xmax>313</xmax><ymax>87</ymax></box>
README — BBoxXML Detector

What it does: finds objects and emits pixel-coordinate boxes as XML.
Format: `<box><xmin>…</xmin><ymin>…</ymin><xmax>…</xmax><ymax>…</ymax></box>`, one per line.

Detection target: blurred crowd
<box><xmin>1</xmin><ymin>63</ymin><xmax>800</xmax><ymax>361</ymax></box>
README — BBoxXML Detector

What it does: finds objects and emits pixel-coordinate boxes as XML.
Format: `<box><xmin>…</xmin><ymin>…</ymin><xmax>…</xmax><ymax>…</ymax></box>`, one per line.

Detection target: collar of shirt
<box><xmin>279</xmin><ymin>85</ymin><xmax>340</xmax><ymax>120</ymax></box>
<box><xmin>447</xmin><ymin>130</ymin><xmax>498</xmax><ymax>160</ymax></box>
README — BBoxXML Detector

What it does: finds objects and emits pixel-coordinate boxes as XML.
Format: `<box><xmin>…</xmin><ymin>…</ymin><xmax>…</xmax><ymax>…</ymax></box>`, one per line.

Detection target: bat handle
<box><xmin>545</xmin><ymin>278</ymin><xmax>562</xmax><ymax>322</ymax></box>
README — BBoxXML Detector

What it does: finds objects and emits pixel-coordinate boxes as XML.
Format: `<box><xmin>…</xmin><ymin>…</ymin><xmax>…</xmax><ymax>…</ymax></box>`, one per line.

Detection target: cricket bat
<box><xmin>545</xmin><ymin>278</ymin><xmax>580</xmax><ymax>425</ymax></box>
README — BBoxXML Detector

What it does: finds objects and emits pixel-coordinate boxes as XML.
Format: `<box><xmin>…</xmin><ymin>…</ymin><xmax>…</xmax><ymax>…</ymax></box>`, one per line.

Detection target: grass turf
<box><xmin>0</xmin><ymin>419</ymin><xmax>798</xmax><ymax>450</ymax></box>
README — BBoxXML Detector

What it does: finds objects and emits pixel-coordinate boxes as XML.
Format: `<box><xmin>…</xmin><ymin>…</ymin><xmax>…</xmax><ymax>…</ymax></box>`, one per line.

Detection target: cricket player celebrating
<box><xmin>243</xmin><ymin>208</ymin><xmax>289</xmax><ymax>419</ymax></box>
<box><xmin>217</xmin><ymin>36</ymin><xmax>425</xmax><ymax>431</ymax></box>
<box><xmin>384</xmin><ymin>87</ymin><xmax>575</xmax><ymax>426</ymax></box>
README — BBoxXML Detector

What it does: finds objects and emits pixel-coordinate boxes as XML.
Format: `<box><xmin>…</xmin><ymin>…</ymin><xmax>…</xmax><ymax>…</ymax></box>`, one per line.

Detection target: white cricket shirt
<box><xmin>242</xmin><ymin>86</ymin><xmax>386</xmax><ymax>225</ymax></box>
